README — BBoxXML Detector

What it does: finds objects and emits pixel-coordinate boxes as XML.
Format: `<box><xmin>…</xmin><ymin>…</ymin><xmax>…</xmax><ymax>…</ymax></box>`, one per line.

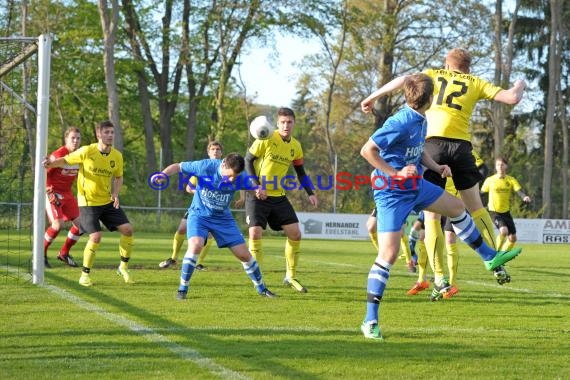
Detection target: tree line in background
<box><xmin>1</xmin><ymin>0</ymin><xmax>568</xmax><ymax>219</ymax></box>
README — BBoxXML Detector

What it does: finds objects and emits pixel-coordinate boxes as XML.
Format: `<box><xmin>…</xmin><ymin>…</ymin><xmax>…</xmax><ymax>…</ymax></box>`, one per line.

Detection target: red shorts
<box><xmin>45</xmin><ymin>192</ymin><xmax>80</xmax><ymax>222</ymax></box>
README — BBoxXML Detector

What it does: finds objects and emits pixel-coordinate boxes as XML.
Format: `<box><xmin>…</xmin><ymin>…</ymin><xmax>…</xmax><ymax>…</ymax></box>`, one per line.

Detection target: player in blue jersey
<box><xmin>150</xmin><ymin>153</ymin><xmax>276</xmax><ymax>299</ymax></box>
<box><xmin>358</xmin><ymin>73</ymin><xmax>521</xmax><ymax>340</ymax></box>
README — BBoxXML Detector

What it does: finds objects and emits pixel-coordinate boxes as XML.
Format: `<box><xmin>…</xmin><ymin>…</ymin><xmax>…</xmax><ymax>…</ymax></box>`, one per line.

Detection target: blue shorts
<box><xmin>374</xmin><ymin>180</ymin><xmax>444</xmax><ymax>233</ymax></box>
<box><xmin>186</xmin><ymin>214</ymin><xmax>245</xmax><ymax>248</ymax></box>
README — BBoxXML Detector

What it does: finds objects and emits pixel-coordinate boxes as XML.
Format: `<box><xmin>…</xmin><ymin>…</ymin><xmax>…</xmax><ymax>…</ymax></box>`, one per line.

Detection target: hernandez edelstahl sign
<box><xmin>296</xmin><ymin>212</ymin><xmax>570</xmax><ymax>244</ymax></box>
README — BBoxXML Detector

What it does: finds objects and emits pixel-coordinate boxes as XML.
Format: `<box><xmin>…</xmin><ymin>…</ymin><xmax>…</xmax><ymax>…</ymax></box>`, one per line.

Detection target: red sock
<box><xmin>60</xmin><ymin>225</ymin><xmax>81</xmax><ymax>256</ymax></box>
<box><xmin>44</xmin><ymin>227</ymin><xmax>59</xmax><ymax>256</ymax></box>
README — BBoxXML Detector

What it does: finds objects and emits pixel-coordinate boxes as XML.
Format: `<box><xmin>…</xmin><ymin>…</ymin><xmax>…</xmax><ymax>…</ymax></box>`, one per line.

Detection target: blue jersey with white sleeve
<box><xmin>369</xmin><ymin>105</ymin><xmax>426</xmax><ymax>194</ymax></box>
<box><xmin>180</xmin><ymin>159</ymin><xmax>246</xmax><ymax>217</ymax></box>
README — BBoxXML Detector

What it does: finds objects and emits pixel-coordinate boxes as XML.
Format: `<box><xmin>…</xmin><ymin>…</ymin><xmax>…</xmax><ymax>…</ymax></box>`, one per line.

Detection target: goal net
<box><xmin>0</xmin><ymin>35</ymin><xmax>51</xmax><ymax>284</ymax></box>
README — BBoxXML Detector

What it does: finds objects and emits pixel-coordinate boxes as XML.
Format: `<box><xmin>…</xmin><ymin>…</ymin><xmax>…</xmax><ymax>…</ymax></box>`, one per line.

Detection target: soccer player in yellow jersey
<box><xmin>43</xmin><ymin>120</ymin><xmax>134</xmax><ymax>287</ymax></box>
<box><xmin>245</xmin><ymin>107</ymin><xmax>318</xmax><ymax>293</ymax></box>
<box><xmin>361</xmin><ymin>48</ymin><xmax>525</xmax><ymax>290</ymax></box>
<box><xmin>481</xmin><ymin>156</ymin><xmax>531</xmax><ymax>254</ymax></box>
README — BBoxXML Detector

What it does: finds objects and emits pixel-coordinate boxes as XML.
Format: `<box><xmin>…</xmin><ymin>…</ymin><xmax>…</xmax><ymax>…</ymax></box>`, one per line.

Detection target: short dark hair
<box><xmin>223</xmin><ymin>153</ymin><xmax>245</xmax><ymax>173</ymax></box>
<box><xmin>277</xmin><ymin>107</ymin><xmax>295</xmax><ymax>120</ymax></box>
<box><xmin>404</xmin><ymin>73</ymin><xmax>434</xmax><ymax>110</ymax></box>
<box><xmin>207</xmin><ymin>140</ymin><xmax>223</xmax><ymax>151</ymax></box>
<box><xmin>96</xmin><ymin>120</ymin><xmax>114</xmax><ymax>132</ymax></box>
<box><xmin>495</xmin><ymin>156</ymin><xmax>508</xmax><ymax>165</ymax></box>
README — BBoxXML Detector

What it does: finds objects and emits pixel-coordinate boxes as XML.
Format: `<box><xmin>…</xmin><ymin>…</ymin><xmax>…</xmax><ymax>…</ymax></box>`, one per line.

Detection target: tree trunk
<box><xmin>121</xmin><ymin>0</ymin><xmax>183</xmax><ymax>166</ymax></box>
<box><xmin>542</xmin><ymin>0</ymin><xmax>562</xmax><ymax>218</ymax></box>
<box><xmin>492</xmin><ymin>0</ymin><xmax>504</xmax><ymax>158</ymax></box>
<box><xmin>374</xmin><ymin>0</ymin><xmax>397</xmax><ymax>129</ymax></box>
<box><xmin>98</xmin><ymin>0</ymin><xmax>123</xmax><ymax>151</ymax></box>
<box><xmin>322</xmin><ymin>1</ymin><xmax>348</xmax><ymax>168</ymax></box>
<box><xmin>136</xmin><ymin>72</ymin><xmax>157</xmax><ymax>171</ymax></box>
<box><xmin>559</xmin><ymin>88</ymin><xmax>568</xmax><ymax>218</ymax></box>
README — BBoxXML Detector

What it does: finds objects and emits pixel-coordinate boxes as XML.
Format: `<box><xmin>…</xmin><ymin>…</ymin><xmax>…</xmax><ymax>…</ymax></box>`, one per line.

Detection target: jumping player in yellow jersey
<box><xmin>245</xmin><ymin>107</ymin><xmax>318</xmax><ymax>293</ymax></box>
<box><xmin>361</xmin><ymin>48</ymin><xmax>525</xmax><ymax>291</ymax></box>
<box><xmin>43</xmin><ymin>120</ymin><xmax>134</xmax><ymax>287</ymax></box>
<box><xmin>481</xmin><ymin>156</ymin><xmax>531</xmax><ymax>254</ymax></box>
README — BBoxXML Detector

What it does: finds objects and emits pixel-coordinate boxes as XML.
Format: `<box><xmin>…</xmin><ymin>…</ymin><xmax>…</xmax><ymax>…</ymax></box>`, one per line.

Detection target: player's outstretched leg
<box><xmin>449</xmin><ymin>211</ymin><xmax>522</xmax><ymax>272</ymax></box>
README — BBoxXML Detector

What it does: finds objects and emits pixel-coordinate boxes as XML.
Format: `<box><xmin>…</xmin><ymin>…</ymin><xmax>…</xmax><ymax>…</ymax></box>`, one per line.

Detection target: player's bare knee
<box><xmin>286</xmin><ymin>229</ymin><xmax>302</xmax><ymax>241</ymax></box>
<box><xmin>51</xmin><ymin>220</ymin><xmax>63</xmax><ymax>231</ymax></box>
<box><xmin>118</xmin><ymin>223</ymin><xmax>134</xmax><ymax>236</ymax></box>
<box><xmin>249</xmin><ymin>226</ymin><xmax>262</xmax><ymax>240</ymax></box>
<box><xmin>90</xmin><ymin>232</ymin><xmax>102</xmax><ymax>243</ymax></box>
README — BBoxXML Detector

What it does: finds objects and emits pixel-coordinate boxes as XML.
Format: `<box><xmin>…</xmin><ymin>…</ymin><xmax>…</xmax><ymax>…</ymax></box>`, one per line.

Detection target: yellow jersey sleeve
<box><xmin>424</xmin><ymin>69</ymin><xmax>502</xmax><ymax>141</ymax></box>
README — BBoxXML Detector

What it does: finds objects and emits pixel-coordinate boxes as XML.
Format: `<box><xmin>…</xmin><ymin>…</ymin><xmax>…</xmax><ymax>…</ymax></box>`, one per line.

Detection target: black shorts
<box><xmin>423</xmin><ymin>137</ymin><xmax>482</xmax><ymax>191</ymax></box>
<box><xmin>370</xmin><ymin>208</ymin><xmax>377</xmax><ymax>218</ymax></box>
<box><xmin>489</xmin><ymin>211</ymin><xmax>516</xmax><ymax>234</ymax></box>
<box><xmin>79</xmin><ymin>202</ymin><xmax>130</xmax><ymax>234</ymax></box>
<box><xmin>245</xmin><ymin>192</ymin><xmax>298</xmax><ymax>231</ymax></box>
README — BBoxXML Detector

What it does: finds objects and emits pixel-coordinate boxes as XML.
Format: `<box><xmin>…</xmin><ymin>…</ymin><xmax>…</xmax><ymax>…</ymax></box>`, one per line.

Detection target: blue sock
<box><xmin>450</xmin><ymin>211</ymin><xmax>495</xmax><ymax>261</ymax></box>
<box><xmin>364</xmin><ymin>259</ymin><xmax>391</xmax><ymax>323</ymax></box>
<box><xmin>178</xmin><ymin>253</ymin><xmax>198</xmax><ymax>292</ymax></box>
<box><xmin>242</xmin><ymin>257</ymin><xmax>265</xmax><ymax>293</ymax></box>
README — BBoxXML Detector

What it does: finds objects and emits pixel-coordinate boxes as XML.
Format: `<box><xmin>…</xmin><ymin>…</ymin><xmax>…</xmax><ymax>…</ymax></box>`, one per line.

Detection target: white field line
<box><xmin>306</xmin><ymin>259</ymin><xmax>569</xmax><ymax>299</ymax></box>
<box><xmin>4</xmin><ymin>266</ymin><xmax>250</xmax><ymax>380</ymax></box>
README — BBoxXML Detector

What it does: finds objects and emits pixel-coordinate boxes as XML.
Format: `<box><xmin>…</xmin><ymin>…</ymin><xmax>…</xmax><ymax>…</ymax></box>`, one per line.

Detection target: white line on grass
<box><xmin>307</xmin><ymin>259</ymin><xmax>569</xmax><ymax>299</ymax></box>
<box><xmin>4</xmin><ymin>266</ymin><xmax>250</xmax><ymax>380</ymax></box>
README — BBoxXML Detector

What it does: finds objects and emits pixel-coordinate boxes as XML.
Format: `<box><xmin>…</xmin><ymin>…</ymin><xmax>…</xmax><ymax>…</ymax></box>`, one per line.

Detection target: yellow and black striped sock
<box><xmin>472</xmin><ymin>208</ymin><xmax>497</xmax><ymax>250</ymax></box>
<box><xmin>172</xmin><ymin>231</ymin><xmax>186</xmax><ymax>261</ymax></box>
<box><xmin>416</xmin><ymin>240</ymin><xmax>428</xmax><ymax>282</ymax></box>
<box><xmin>285</xmin><ymin>238</ymin><xmax>301</xmax><ymax>279</ymax></box>
<box><xmin>119</xmin><ymin>235</ymin><xmax>134</xmax><ymax>270</ymax></box>
<box><xmin>249</xmin><ymin>239</ymin><xmax>263</xmax><ymax>265</ymax></box>
<box><xmin>446</xmin><ymin>242</ymin><xmax>459</xmax><ymax>286</ymax></box>
<box><xmin>82</xmin><ymin>240</ymin><xmax>99</xmax><ymax>272</ymax></box>
<box><xmin>424</xmin><ymin>219</ymin><xmax>445</xmax><ymax>284</ymax></box>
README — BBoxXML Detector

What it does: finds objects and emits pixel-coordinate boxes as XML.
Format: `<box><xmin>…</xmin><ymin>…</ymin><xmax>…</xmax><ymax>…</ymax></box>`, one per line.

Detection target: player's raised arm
<box><xmin>493</xmin><ymin>79</ymin><xmax>526</xmax><ymax>105</ymax></box>
<box><xmin>361</xmin><ymin>76</ymin><xmax>409</xmax><ymax>113</ymax></box>
<box><xmin>42</xmin><ymin>156</ymin><xmax>68</xmax><ymax>169</ymax></box>
<box><xmin>152</xmin><ymin>163</ymin><xmax>182</xmax><ymax>183</ymax></box>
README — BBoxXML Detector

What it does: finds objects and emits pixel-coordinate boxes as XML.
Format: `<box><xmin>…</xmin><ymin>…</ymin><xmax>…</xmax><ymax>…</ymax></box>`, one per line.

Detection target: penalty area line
<box><xmin>4</xmin><ymin>266</ymin><xmax>249</xmax><ymax>380</ymax></box>
<box><xmin>43</xmin><ymin>283</ymin><xmax>251</xmax><ymax>380</ymax></box>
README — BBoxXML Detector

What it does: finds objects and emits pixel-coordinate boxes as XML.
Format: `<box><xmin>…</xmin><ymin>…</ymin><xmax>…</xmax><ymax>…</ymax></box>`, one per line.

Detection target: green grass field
<box><xmin>1</xmin><ymin>233</ymin><xmax>569</xmax><ymax>379</ymax></box>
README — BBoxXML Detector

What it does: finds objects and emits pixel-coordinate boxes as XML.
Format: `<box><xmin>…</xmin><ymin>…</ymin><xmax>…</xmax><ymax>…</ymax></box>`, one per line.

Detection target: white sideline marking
<box><xmin>4</xmin><ymin>266</ymin><xmax>249</xmax><ymax>380</ymax></box>
<box><xmin>308</xmin><ymin>259</ymin><xmax>569</xmax><ymax>299</ymax></box>
<box><xmin>45</xmin><ymin>284</ymin><xmax>251</xmax><ymax>380</ymax></box>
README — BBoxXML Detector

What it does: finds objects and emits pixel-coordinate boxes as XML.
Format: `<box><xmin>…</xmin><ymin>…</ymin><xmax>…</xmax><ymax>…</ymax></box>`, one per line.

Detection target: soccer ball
<box><xmin>249</xmin><ymin>116</ymin><xmax>275</xmax><ymax>140</ymax></box>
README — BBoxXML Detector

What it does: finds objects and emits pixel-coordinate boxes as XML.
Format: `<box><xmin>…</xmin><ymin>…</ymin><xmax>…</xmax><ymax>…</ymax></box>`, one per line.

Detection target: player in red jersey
<box><xmin>44</xmin><ymin>127</ymin><xmax>82</xmax><ymax>268</ymax></box>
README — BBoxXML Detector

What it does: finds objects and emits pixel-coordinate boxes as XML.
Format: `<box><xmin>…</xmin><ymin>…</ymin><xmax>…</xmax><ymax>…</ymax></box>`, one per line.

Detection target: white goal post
<box><xmin>31</xmin><ymin>34</ymin><xmax>53</xmax><ymax>285</ymax></box>
<box><xmin>0</xmin><ymin>34</ymin><xmax>53</xmax><ymax>284</ymax></box>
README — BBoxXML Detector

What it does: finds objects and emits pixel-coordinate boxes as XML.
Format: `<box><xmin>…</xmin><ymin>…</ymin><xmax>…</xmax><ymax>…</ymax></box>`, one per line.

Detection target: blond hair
<box><xmin>445</xmin><ymin>48</ymin><xmax>471</xmax><ymax>73</ymax></box>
